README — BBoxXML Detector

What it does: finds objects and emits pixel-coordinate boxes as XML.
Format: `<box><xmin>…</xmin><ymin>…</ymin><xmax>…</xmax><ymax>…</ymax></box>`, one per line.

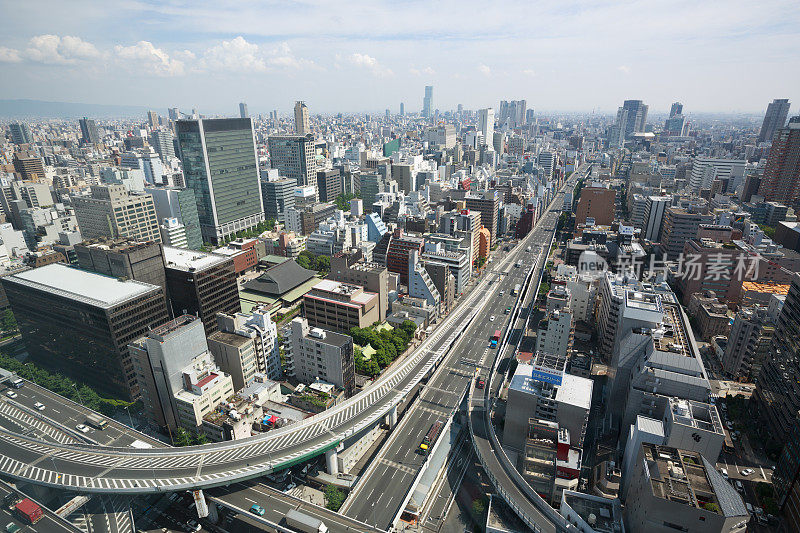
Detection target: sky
<box><xmin>0</xmin><ymin>0</ymin><xmax>799</xmax><ymax>116</ymax></box>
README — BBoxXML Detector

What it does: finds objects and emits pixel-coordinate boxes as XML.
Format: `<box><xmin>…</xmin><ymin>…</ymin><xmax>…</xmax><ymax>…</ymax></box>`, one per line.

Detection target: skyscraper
<box><xmin>176</xmin><ymin>118</ymin><xmax>265</xmax><ymax>244</ymax></box>
<box><xmin>149</xmin><ymin>129</ymin><xmax>175</xmax><ymax>162</ymax></box>
<box><xmin>669</xmin><ymin>101</ymin><xmax>683</xmax><ymax>118</ymax></box>
<box><xmin>79</xmin><ymin>117</ymin><xmax>100</xmax><ymax>144</ymax></box>
<box><xmin>168</xmin><ymin>107</ymin><xmax>179</xmax><ymax>121</ymax></box>
<box><xmin>239</xmin><ymin>102</ymin><xmax>249</xmax><ymax>119</ymax></box>
<box><xmin>478</xmin><ymin>108</ymin><xmax>495</xmax><ymax>149</ymax></box>
<box><xmin>498</xmin><ymin>100</ymin><xmax>527</xmax><ymax>128</ymax></box>
<box><xmin>757</xmin><ymin>117</ymin><xmax>800</xmax><ymax>205</ymax></box>
<box><xmin>616</xmin><ymin>100</ymin><xmax>648</xmax><ymax>139</ymax></box>
<box><xmin>758</xmin><ymin>98</ymin><xmax>791</xmax><ymax>143</ymax></box>
<box><xmin>147</xmin><ymin>110</ymin><xmax>159</xmax><ymax>129</ymax></box>
<box><xmin>8</xmin><ymin>123</ymin><xmax>32</xmax><ymax>145</ymax></box>
<box><xmin>400</xmin><ymin>102</ymin><xmax>404</xmax><ymax>116</ymax></box>
<box><xmin>422</xmin><ymin>86</ymin><xmax>433</xmax><ymax>118</ymax></box>
<box><xmin>267</xmin><ymin>134</ymin><xmax>317</xmax><ymax>190</ymax></box>
<box><xmin>294</xmin><ymin>101</ymin><xmax>310</xmax><ymax>135</ymax></box>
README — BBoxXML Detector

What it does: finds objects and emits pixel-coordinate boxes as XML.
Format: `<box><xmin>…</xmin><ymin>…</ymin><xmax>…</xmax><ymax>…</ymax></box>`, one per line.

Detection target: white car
<box><xmin>741</xmin><ymin>468</ymin><xmax>755</xmax><ymax>476</ymax></box>
<box><xmin>720</xmin><ymin>468</ymin><xmax>728</xmax><ymax>479</ymax></box>
<box><xmin>185</xmin><ymin>519</ymin><xmax>201</xmax><ymax>532</ymax></box>
<box><xmin>34</xmin><ymin>402</ymin><xmax>45</xmax><ymax>411</ymax></box>
<box><xmin>489</xmin><ymin>315</ymin><xmax>496</xmax><ymax>321</ymax></box>
<box><xmin>76</xmin><ymin>424</ymin><xmax>90</xmax><ymax>433</ymax></box>
<box><xmin>5</xmin><ymin>391</ymin><xmax>17</xmax><ymax>399</ymax></box>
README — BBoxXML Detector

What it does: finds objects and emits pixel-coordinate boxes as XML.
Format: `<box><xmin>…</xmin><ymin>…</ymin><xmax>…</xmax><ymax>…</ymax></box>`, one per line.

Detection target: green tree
<box><xmin>1</xmin><ymin>310</ymin><xmax>17</xmax><ymax>333</ymax></box>
<box><xmin>323</xmin><ymin>485</ymin><xmax>347</xmax><ymax>511</ymax></box>
<box><xmin>472</xmin><ymin>497</ymin><xmax>487</xmax><ymax>517</ymax></box>
<box><xmin>173</xmin><ymin>427</ymin><xmax>191</xmax><ymax>447</ymax></box>
<box><xmin>193</xmin><ymin>431</ymin><xmax>210</xmax><ymax>445</ymax></box>
<box><xmin>296</xmin><ymin>254</ymin><xmax>312</xmax><ymax>270</ymax></box>
<box><xmin>314</xmin><ymin>255</ymin><xmax>331</xmax><ymax>273</ymax></box>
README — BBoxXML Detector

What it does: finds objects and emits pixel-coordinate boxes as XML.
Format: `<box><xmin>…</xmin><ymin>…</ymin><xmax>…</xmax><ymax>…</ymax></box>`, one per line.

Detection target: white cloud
<box><xmin>617</xmin><ymin>65</ymin><xmax>631</xmax><ymax>74</ymax></box>
<box><xmin>199</xmin><ymin>36</ymin><xmax>266</xmax><ymax>72</ymax></box>
<box><xmin>479</xmin><ymin>64</ymin><xmax>491</xmax><ymax>76</ymax></box>
<box><xmin>17</xmin><ymin>34</ymin><xmax>101</xmax><ymax>64</ymax></box>
<box><xmin>115</xmin><ymin>41</ymin><xmax>185</xmax><ymax>76</ymax></box>
<box><xmin>265</xmin><ymin>41</ymin><xmax>316</xmax><ymax>70</ymax></box>
<box><xmin>410</xmin><ymin>65</ymin><xmax>435</xmax><ymax>76</ymax></box>
<box><xmin>349</xmin><ymin>53</ymin><xmax>393</xmax><ymax>77</ymax></box>
<box><xmin>522</xmin><ymin>68</ymin><xmax>536</xmax><ymax>76</ymax></box>
<box><xmin>0</xmin><ymin>47</ymin><xmax>22</xmax><ymax>63</ymax></box>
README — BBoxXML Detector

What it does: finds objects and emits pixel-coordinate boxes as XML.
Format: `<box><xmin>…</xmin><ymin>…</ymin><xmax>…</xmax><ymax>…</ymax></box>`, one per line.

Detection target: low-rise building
<box><xmin>302</xmin><ymin>279</ymin><xmax>380</xmax><ymax>333</ymax></box>
<box><xmin>288</xmin><ymin>317</ymin><xmax>355</xmax><ymax>396</ymax></box>
<box><xmin>625</xmin><ymin>443</ymin><xmax>748</xmax><ymax>533</ymax></box>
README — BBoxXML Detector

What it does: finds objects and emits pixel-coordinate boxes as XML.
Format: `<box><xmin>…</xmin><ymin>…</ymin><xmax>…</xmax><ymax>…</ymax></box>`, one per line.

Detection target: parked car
<box><xmin>741</xmin><ymin>468</ymin><xmax>754</xmax><ymax>476</ymax></box>
<box><xmin>720</xmin><ymin>468</ymin><xmax>728</xmax><ymax>479</ymax></box>
<box><xmin>185</xmin><ymin>519</ymin><xmax>201</xmax><ymax>532</ymax></box>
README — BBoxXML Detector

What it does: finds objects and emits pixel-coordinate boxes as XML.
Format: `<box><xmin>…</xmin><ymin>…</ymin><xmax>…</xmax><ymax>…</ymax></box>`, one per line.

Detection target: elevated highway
<box><xmin>467</xmin><ymin>167</ymin><xmax>588</xmax><ymax>532</ymax></box>
<box><xmin>0</xmin><ymin>174</ymin><xmax>571</xmax><ymax>496</ymax></box>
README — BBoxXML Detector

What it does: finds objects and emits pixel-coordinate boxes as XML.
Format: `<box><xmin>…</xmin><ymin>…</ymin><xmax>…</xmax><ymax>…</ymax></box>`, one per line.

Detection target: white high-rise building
<box><xmin>478</xmin><ymin>108</ymin><xmax>495</xmax><ymax>149</ymax></box>
<box><xmin>688</xmin><ymin>157</ymin><xmax>746</xmax><ymax>192</ymax></box>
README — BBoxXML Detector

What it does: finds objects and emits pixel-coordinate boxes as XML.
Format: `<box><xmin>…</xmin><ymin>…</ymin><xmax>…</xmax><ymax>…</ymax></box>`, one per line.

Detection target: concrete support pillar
<box><xmin>385</xmin><ymin>405</ymin><xmax>398</xmax><ymax>429</ymax></box>
<box><xmin>325</xmin><ymin>448</ymin><xmax>339</xmax><ymax>476</ymax></box>
<box><xmin>191</xmin><ymin>489</ymin><xmax>210</xmax><ymax>518</ymax></box>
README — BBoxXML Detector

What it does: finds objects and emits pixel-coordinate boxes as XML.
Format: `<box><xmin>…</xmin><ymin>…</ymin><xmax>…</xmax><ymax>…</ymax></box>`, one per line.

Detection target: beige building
<box><xmin>207</xmin><ymin>330</ymin><xmax>258</xmax><ymax>391</ymax></box>
<box><xmin>303</xmin><ymin>279</ymin><xmax>380</xmax><ymax>333</ymax></box>
<box><xmin>72</xmin><ymin>184</ymin><xmax>161</xmax><ymax>242</ymax></box>
<box><xmin>173</xmin><ymin>352</ymin><xmax>235</xmax><ymax>429</ymax></box>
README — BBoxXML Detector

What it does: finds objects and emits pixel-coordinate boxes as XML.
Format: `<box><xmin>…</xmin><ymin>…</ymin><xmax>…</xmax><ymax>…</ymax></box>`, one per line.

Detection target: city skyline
<box><xmin>0</xmin><ymin>0</ymin><xmax>798</xmax><ymax>114</ymax></box>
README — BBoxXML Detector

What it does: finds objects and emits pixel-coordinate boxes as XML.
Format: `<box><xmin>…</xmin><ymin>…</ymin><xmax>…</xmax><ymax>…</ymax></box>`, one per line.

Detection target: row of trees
<box><xmin>0</xmin><ymin>346</ymin><xmax>136</xmax><ymax>417</ymax></box>
<box><xmin>334</xmin><ymin>192</ymin><xmax>361</xmax><ymax>212</ymax></box>
<box><xmin>173</xmin><ymin>427</ymin><xmax>210</xmax><ymax>447</ymax></box>
<box><xmin>201</xmin><ymin>218</ymin><xmax>277</xmax><ymax>251</ymax></box>
<box><xmin>351</xmin><ymin>320</ymin><xmax>418</xmax><ymax>377</ymax></box>
<box><xmin>296</xmin><ymin>251</ymin><xmax>330</xmax><ymax>274</ymax></box>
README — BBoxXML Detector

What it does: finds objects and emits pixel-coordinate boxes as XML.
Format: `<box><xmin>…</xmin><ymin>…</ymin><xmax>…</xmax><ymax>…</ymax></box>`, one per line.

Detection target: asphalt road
<box><xmin>468</xmin><ymin>170</ymin><xmax>586</xmax><ymax>533</ymax></box>
<box><xmin>0</xmin><ymin>253</ymin><xmax>520</xmax><ymax>493</ymax></box>
<box><xmin>340</xmin><ymin>224</ymin><xmax>545</xmax><ymax>529</ymax></box>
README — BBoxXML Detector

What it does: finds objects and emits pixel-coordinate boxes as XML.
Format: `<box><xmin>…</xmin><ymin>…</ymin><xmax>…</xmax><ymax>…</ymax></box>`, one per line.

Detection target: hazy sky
<box><xmin>1</xmin><ymin>0</ymin><xmax>798</xmax><ymax>115</ymax></box>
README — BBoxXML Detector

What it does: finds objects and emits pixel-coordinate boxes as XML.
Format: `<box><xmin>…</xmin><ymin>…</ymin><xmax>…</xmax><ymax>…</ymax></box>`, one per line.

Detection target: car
<box><xmin>499</xmin><ymin>291</ymin><xmax>504</xmax><ymax>296</ymax></box>
<box><xmin>33</xmin><ymin>402</ymin><xmax>45</xmax><ymax>411</ymax></box>
<box><xmin>185</xmin><ymin>519</ymin><xmax>201</xmax><ymax>532</ymax></box>
<box><xmin>741</xmin><ymin>468</ymin><xmax>755</xmax><ymax>476</ymax></box>
<box><xmin>285</xmin><ymin>482</ymin><xmax>296</xmax><ymax>491</ymax></box>
<box><xmin>5</xmin><ymin>391</ymin><xmax>16</xmax><ymax>399</ymax></box>
<box><xmin>720</xmin><ymin>468</ymin><xmax>729</xmax><ymax>479</ymax></box>
<box><xmin>249</xmin><ymin>504</ymin><xmax>265</xmax><ymax>516</ymax></box>
<box><xmin>489</xmin><ymin>315</ymin><xmax>495</xmax><ymax>321</ymax></box>
<box><xmin>476</xmin><ymin>378</ymin><xmax>485</xmax><ymax>389</ymax></box>
<box><xmin>76</xmin><ymin>424</ymin><xmax>90</xmax><ymax>433</ymax></box>
<box><xmin>725</xmin><ymin>421</ymin><xmax>734</xmax><ymax>430</ymax></box>
<box><xmin>5</xmin><ymin>523</ymin><xmax>21</xmax><ymax>533</ymax></box>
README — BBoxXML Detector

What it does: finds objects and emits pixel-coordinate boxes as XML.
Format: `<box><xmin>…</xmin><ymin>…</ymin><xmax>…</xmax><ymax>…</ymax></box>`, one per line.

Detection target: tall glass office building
<box><xmin>176</xmin><ymin>118</ymin><xmax>264</xmax><ymax>244</ymax></box>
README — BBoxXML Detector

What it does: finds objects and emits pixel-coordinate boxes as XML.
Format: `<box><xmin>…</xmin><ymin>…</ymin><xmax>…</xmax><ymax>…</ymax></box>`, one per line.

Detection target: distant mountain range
<box><xmin>0</xmin><ymin>99</ymin><xmax>151</xmax><ymax>119</ymax></box>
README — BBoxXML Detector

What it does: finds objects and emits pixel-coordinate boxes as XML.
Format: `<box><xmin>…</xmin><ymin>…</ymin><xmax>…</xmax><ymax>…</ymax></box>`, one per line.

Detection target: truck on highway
<box><xmin>512</xmin><ymin>284</ymin><xmax>521</xmax><ymax>296</ymax></box>
<box><xmin>13</xmin><ymin>499</ymin><xmax>43</xmax><ymax>525</ymax></box>
<box><xmin>419</xmin><ymin>420</ymin><xmax>444</xmax><ymax>455</ymax></box>
<box><xmin>490</xmin><ymin>330</ymin><xmax>501</xmax><ymax>348</ymax></box>
<box><xmin>285</xmin><ymin>509</ymin><xmax>328</xmax><ymax>533</ymax></box>
<box><xmin>85</xmin><ymin>414</ymin><xmax>108</xmax><ymax>430</ymax></box>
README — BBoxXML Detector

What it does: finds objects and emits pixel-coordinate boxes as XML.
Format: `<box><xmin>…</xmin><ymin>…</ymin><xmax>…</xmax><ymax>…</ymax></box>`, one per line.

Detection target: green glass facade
<box><xmin>177</xmin><ymin>118</ymin><xmax>264</xmax><ymax>243</ymax></box>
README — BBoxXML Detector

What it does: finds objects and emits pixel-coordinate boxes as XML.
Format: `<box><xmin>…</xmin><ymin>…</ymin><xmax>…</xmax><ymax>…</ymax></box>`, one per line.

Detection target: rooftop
<box><xmin>5</xmin><ymin>263</ymin><xmax>160</xmax><ymax>309</ymax></box>
<box><xmin>163</xmin><ymin>246</ymin><xmax>228</xmax><ymax>271</ymax></box>
<box><xmin>562</xmin><ymin>491</ymin><xmax>624</xmax><ymax>533</ymax></box>
<box><xmin>642</xmin><ymin>443</ymin><xmax>747</xmax><ymax>517</ymax></box>
<box><xmin>243</xmin><ymin>259</ymin><xmax>317</xmax><ymax>296</ymax></box>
